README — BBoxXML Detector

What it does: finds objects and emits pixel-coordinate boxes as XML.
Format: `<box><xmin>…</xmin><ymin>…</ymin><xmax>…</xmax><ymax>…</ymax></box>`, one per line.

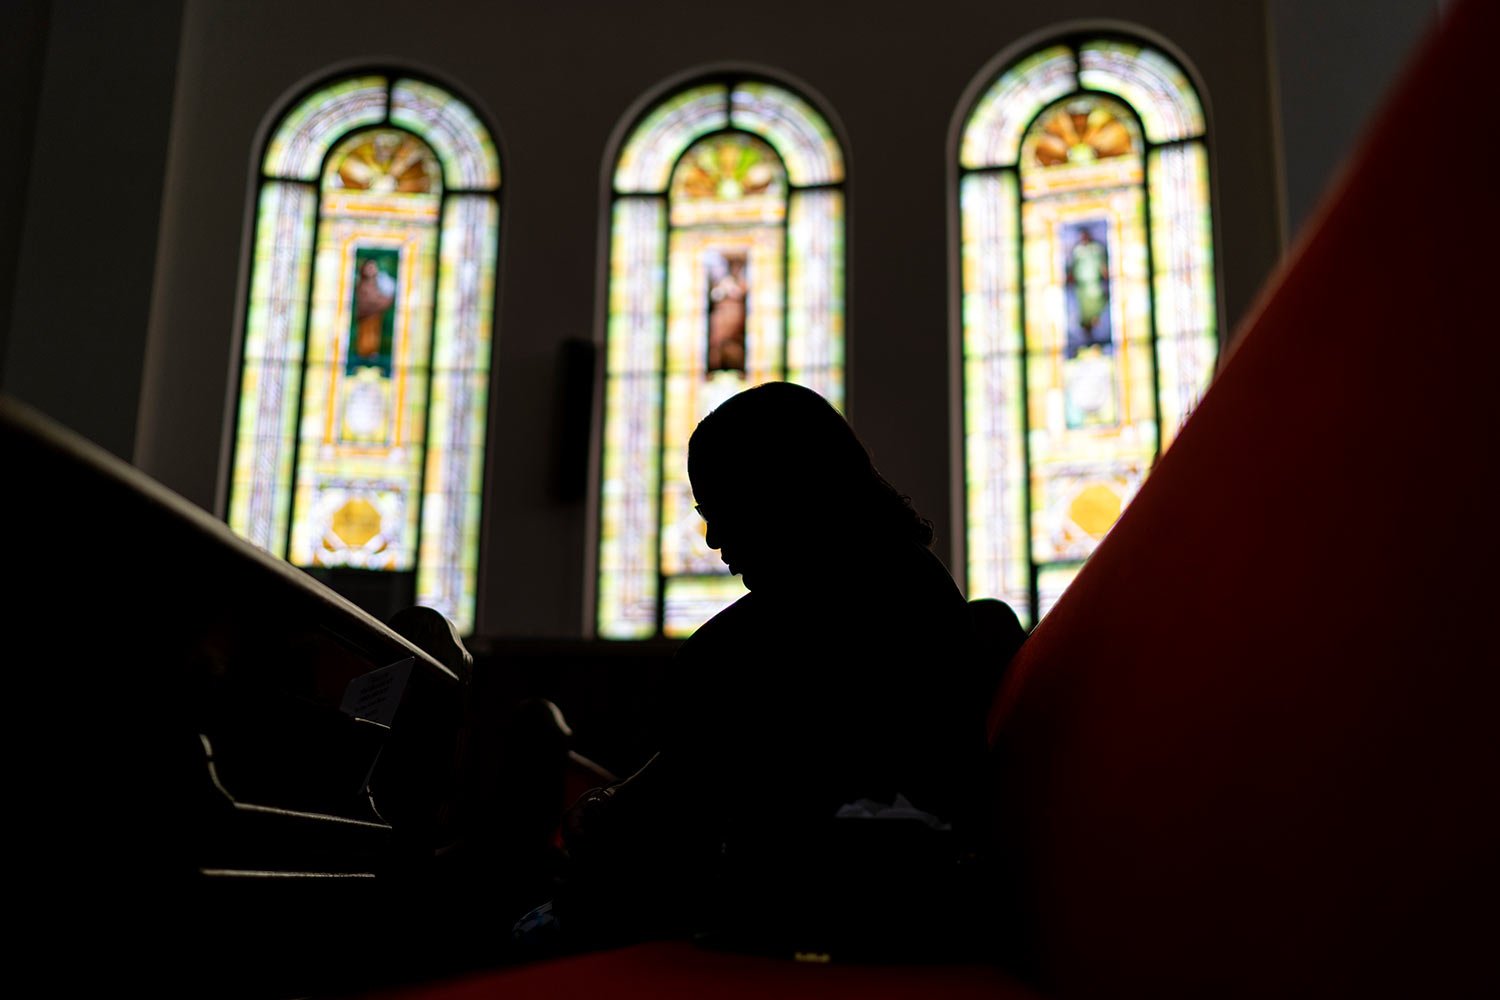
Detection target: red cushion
<box><xmin>986</xmin><ymin>0</ymin><xmax>1499</xmax><ymax>995</ymax></box>
<box><xmin>371</xmin><ymin>941</ymin><xmax>1040</xmax><ymax>999</ymax></box>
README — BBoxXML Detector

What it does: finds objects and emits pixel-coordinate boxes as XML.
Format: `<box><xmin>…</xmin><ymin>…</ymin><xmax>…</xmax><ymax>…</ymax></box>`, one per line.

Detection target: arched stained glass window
<box><xmin>959</xmin><ymin>37</ymin><xmax>1216</xmax><ymax>626</ymax></box>
<box><xmin>598</xmin><ymin>78</ymin><xmax>846</xmax><ymax>639</ymax></box>
<box><xmin>228</xmin><ymin>73</ymin><xmax>500</xmax><ymax>634</ymax></box>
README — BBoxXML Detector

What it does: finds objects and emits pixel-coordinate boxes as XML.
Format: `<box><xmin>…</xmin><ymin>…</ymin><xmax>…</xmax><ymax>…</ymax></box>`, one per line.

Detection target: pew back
<box><xmin>4</xmin><ymin>394</ymin><xmax>461</xmax><ymax>993</ymax></box>
<box><xmin>987</xmin><ymin>2</ymin><xmax>1499</xmax><ymax>994</ymax></box>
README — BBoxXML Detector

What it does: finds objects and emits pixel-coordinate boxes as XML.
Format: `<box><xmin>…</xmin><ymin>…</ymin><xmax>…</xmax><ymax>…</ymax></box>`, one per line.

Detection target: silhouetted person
<box><xmin>541</xmin><ymin>382</ymin><xmax>991</xmax><ymax>956</ymax></box>
<box><xmin>969</xmin><ymin>597</ymin><xmax>1028</xmax><ymax>703</ymax></box>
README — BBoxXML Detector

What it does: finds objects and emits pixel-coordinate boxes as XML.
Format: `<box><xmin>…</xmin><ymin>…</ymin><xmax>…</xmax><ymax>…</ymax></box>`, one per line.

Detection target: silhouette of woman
<box><xmin>545</xmin><ymin>382</ymin><xmax>986</xmax><ymax>952</ymax></box>
<box><xmin>676</xmin><ymin>381</ymin><xmax>981</xmax><ymax>819</ymax></box>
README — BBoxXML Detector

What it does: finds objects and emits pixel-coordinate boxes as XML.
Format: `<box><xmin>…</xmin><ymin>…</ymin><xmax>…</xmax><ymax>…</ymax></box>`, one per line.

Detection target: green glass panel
<box><xmin>1079</xmin><ymin>40</ymin><xmax>1205</xmax><ymax>142</ymax></box>
<box><xmin>961</xmin><ymin>46</ymin><xmax>1076</xmax><ymax>169</ymax></box>
<box><xmin>391</xmin><ymin>78</ymin><xmax>501</xmax><ymax>190</ymax></box>
<box><xmin>730</xmin><ymin>81</ymin><xmax>844</xmax><ymax>185</ymax></box>
<box><xmin>615</xmin><ymin>84</ymin><xmax>729</xmax><ymax>194</ymax></box>
<box><xmin>264</xmin><ymin>75</ymin><xmax>387</xmax><ymax>180</ymax></box>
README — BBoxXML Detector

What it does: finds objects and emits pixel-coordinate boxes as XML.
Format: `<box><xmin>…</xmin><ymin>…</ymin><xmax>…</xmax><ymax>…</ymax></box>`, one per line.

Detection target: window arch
<box><xmin>597</xmin><ymin>77</ymin><xmax>846</xmax><ymax>639</ymax></box>
<box><xmin>958</xmin><ymin>36</ymin><xmax>1217</xmax><ymax>625</ymax></box>
<box><xmin>227</xmin><ymin>73</ymin><xmax>500</xmax><ymax>634</ymax></box>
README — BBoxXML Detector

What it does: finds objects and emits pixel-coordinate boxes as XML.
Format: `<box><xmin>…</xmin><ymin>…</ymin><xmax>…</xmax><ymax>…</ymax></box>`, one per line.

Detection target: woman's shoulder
<box><xmin>678</xmin><ymin>590</ymin><xmax>759</xmax><ymax>657</ymax></box>
<box><xmin>666</xmin><ymin>591</ymin><xmax>759</xmax><ymax>723</ymax></box>
<box><xmin>868</xmin><ymin>543</ymin><xmax>973</xmax><ymax>644</ymax></box>
<box><xmin>879</xmin><ymin>541</ymin><xmax>966</xmax><ymax>603</ymax></box>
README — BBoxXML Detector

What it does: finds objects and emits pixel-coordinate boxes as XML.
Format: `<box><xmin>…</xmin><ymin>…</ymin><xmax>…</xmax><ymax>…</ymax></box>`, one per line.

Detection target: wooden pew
<box><xmin>2</xmin><ymin>395</ymin><xmax>463</xmax><ymax>994</ymax></box>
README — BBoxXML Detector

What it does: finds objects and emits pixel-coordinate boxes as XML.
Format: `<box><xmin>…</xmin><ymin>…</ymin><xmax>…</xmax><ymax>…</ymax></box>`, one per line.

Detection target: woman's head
<box><xmin>687</xmin><ymin>382</ymin><xmax>931</xmax><ymax>590</ymax></box>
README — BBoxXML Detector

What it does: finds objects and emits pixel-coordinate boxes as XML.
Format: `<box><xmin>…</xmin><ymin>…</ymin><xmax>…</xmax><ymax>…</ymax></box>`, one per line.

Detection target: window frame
<box><xmin>225</xmin><ymin>68</ymin><xmax>503</xmax><ymax>634</ymax></box>
<box><xmin>953</xmin><ymin>32</ymin><xmax>1221</xmax><ymax>626</ymax></box>
<box><xmin>591</xmin><ymin>71</ymin><xmax>849</xmax><ymax>640</ymax></box>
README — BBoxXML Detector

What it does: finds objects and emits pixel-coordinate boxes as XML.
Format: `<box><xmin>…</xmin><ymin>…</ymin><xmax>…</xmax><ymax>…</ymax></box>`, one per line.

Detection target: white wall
<box><xmin>1268</xmin><ymin>0</ymin><xmax>1439</xmax><ymax>243</ymax></box>
<box><xmin>3</xmin><ymin>0</ymin><xmax>184</xmax><ymax>459</ymax></box>
<box><xmin>23</xmin><ymin>0</ymin><xmax>1427</xmax><ymax>636</ymax></box>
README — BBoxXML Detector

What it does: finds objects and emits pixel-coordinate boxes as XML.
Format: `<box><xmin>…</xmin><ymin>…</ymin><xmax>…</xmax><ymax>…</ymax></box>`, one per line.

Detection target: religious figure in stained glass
<box><xmin>1061</xmin><ymin>221</ymin><xmax>1118</xmax><ymax>429</ymax></box>
<box><xmin>228</xmin><ymin>73</ymin><xmax>501</xmax><ymax>634</ymax></box>
<box><xmin>352</xmin><ymin>253</ymin><xmax>398</xmax><ymax>368</ymax></box>
<box><xmin>959</xmin><ymin>37</ymin><xmax>1217</xmax><ymax>625</ymax></box>
<box><xmin>598</xmin><ymin>79</ymin><xmax>846</xmax><ymax>638</ymax></box>
<box><xmin>707</xmin><ymin>251</ymin><xmax>749</xmax><ymax>373</ymax></box>
<box><xmin>1064</xmin><ymin>224</ymin><xmax>1111</xmax><ymax>357</ymax></box>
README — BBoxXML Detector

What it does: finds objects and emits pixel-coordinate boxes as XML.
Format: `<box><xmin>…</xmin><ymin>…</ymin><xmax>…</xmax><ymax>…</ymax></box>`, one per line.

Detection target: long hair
<box><xmin>687</xmin><ymin>382</ymin><xmax>933</xmax><ymax>548</ymax></box>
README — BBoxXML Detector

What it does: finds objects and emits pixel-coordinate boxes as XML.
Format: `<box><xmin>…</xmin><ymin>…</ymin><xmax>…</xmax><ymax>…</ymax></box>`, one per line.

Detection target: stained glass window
<box><xmin>228</xmin><ymin>73</ymin><xmax>500</xmax><ymax>634</ymax></box>
<box><xmin>598</xmin><ymin>78</ymin><xmax>845</xmax><ymax>639</ymax></box>
<box><xmin>960</xmin><ymin>37</ymin><xmax>1216</xmax><ymax>626</ymax></box>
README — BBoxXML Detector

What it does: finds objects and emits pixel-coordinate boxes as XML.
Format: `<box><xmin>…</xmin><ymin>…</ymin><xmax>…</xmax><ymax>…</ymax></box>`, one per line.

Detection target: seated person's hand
<box><xmin>562</xmin><ymin>784</ymin><xmax>617</xmax><ymax>858</ymax></box>
<box><xmin>561</xmin><ymin>753</ymin><xmax>667</xmax><ymax>864</ymax></box>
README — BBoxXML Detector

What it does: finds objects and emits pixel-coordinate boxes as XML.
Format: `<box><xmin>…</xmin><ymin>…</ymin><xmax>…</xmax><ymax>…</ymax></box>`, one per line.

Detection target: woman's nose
<box><xmin>704</xmin><ymin>520</ymin><xmax>721</xmax><ymax>550</ymax></box>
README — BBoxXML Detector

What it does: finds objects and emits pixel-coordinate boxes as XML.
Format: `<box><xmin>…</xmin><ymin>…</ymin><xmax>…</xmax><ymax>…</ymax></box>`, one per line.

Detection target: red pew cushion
<box><xmin>986</xmin><ymin>0</ymin><xmax>1499</xmax><ymax>995</ymax></box>
<box><xmin>369</xmin><ymin>940</ymin><xmax>1040</xmax><ymax>999</ymax></box>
